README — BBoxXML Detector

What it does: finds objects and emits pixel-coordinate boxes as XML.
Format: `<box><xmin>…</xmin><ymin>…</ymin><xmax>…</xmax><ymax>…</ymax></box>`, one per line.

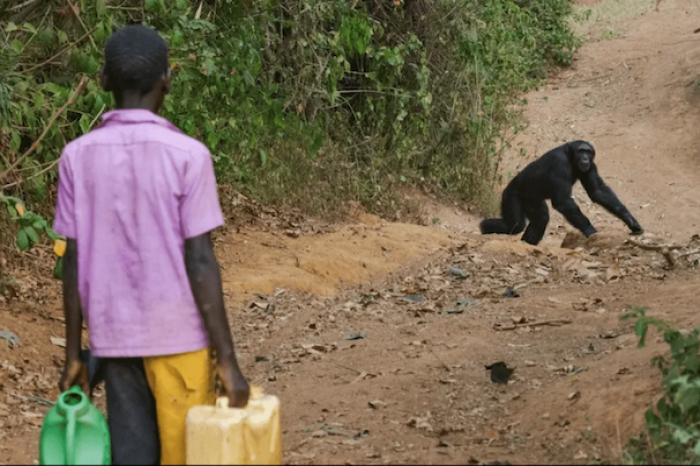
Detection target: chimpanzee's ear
<box><xmin>564</xmin><ymin>141</ymin><xmax>573</xmax><ymax>157</ymax></box>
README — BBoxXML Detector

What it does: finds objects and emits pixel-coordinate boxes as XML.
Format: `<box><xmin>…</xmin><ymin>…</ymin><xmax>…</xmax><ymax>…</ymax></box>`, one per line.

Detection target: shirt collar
<box><xmin>98</xmin><ymin>109</ymin><xmax>181</xmax><ymax>133</ymax></box>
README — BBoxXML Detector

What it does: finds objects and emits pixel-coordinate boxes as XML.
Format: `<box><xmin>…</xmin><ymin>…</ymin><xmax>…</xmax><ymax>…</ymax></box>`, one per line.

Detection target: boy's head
<box><xmin>101</xmin><ymin>24</ymin><xmax>171</xmax><ymax>112</ymax></box>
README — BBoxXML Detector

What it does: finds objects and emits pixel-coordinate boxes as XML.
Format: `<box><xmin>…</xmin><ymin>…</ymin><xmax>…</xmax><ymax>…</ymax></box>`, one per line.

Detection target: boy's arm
<box><xmin>59</xmin><ymin>239</ymin><xmax>89</xmax><ymax>394</ymax></box>
<box><xmin>54</xmin><ymin>151</ymin><xmax>89</xmax><ymax>394</ymax></box>
<box><xmin>184</xmin><ymin>233</ymin><xmax>250</xmax><ymax>408</ymax></box>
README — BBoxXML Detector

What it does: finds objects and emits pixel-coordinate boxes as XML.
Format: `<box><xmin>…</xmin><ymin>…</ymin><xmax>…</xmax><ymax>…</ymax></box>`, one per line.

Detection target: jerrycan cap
<box><xmin>215</xmin><ymin>385</ymin><xmax>264</xmax><ymax>409</ymax></box>
<box><xmin>56</xmin><ymin>385</ymin><xmax>91</xmax><ymax>416</ymax></box>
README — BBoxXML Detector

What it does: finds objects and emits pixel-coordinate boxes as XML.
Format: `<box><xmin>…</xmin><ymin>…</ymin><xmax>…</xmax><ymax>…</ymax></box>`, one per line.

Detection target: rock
<box><xmin>368</xmin><ymin>400</ymin><xmax>387</xmax><ymax>410</ymax></box>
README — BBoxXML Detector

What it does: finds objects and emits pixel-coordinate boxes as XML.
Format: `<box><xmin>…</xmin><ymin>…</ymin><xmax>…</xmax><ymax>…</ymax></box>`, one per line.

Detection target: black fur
<box><xmin>480</xmin><ymin>141</ymin><xmax>643</xmax><ymax>245</ymax></box>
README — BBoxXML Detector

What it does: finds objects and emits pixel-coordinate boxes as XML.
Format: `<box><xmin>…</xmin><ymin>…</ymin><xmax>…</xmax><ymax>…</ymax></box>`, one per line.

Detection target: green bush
<box><xmin>0</xmin><ymin>0</ymin><xmax>578</xmax><ymax>221</ymax></box>
<box><xmin>623</xmin><ymin>307</ymin><xmax>700</xmax><ymax>464</ymax></box>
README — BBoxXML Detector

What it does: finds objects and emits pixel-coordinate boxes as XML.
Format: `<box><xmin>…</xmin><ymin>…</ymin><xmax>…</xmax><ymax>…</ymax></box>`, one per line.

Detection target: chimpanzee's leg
<box><xmin>480</xmin><ymin>184</ymin><xmax>526</xmax><ymax>235</ymax></box>
<box><xmin>521</xmin><ymin>200</ymin><xmax>550</xmax><ymax>245</ymax></box>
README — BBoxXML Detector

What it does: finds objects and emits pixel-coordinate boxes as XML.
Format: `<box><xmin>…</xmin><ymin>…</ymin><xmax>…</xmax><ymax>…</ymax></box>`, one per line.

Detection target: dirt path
<box><xmin>2</xmin><ymin>0</ymin><xmax>700</xmax><ymax>464</ymax></box>
<box><xmin>505</xmin><ymin>0</ymin><xmax>700</xmax><ymax>243</ymax></box>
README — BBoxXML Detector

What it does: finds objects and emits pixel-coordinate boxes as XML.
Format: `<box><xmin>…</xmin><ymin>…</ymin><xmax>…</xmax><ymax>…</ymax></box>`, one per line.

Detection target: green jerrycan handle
<box><xmin>61</xmin><ymin>386</ymin><xmax>86</xmax><ymax>466</ymax></box>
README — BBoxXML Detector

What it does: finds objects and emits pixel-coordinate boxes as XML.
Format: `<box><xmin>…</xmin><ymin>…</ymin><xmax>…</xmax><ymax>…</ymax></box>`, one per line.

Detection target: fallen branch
<box><xmin>350</xmin><ymin>371</ymin><xmax>372</xmax><ymax>384</ymax></box>
<box><xmin>2</xmin><ymin>103</ymin><xmax>106</xmax><ymax>190</ymax></box>
<box><xmin>662</xmin><ymin>248</ymin><xmax>677</xmax><ymax>268</ymax></box>
<box><xmin>9</xmin><ymin>0</ymin><xmax>40</xmax><ymax>12</ymax></box>
<box><xmin>328</xmin><ymin>362</ymin><xmax>362</xmax><ymax>375</ymax></box>
<box><xmin>2</xmin><ymin>158</ymin><xmax>59</xmax><ymax>190</ymax></box>
<box><xmin>675</xmin><ymin>248</ymin><xmax>700</xmax><ymax>260</ymax></box>
<box><xmin>625</xmin><ymin>239</ymin><xmax>681</xmax><ymax>268</ymax></box>
<box><xmin>0</xmin><ymin>75</ymin><xmax>88</xmax><ymax>184</ymax></box>
<box><xmin>68</xmin><ymin>1</ymin><xmax>98</xmax><ymax>51</ymax></box>
<box><xmin>22</xmin><ymin>28</ymin><xmax>96</xmax><ymax>74</ymax></box>
<box><xmin>428</xmin><ymin>346</ymin><xmax>451</xmax><ymax>372</ymax></box>
<box><xmin>493</xmin><ymin>319</ymin><xmax>572</xmax><ymax>331</ymax></box>
<box><xmin>625</xmin><ymin>239</ymin><xmax>684</xmax><ymax>251</ymax></box>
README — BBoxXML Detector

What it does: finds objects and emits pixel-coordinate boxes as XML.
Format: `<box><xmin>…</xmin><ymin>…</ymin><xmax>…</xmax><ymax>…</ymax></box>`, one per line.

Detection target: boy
<box><xmin>53</xmin><ymin>24</ymin><xmax>249</xmax><ymax>465</ymax></box>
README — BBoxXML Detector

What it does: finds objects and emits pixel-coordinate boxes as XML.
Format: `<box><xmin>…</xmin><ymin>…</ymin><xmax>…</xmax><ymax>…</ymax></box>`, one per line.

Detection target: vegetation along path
<box><xmin>3</xmin><ymin>0</ymin><xmax>700</xmax><ymax>463</ymax></box>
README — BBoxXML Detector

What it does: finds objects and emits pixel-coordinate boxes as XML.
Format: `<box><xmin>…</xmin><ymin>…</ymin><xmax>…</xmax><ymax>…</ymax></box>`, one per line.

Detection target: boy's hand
<box><xmin>217</xmin><ymin>361</ymin><xmax>250</xmax><ymax>408</ymax></box>
<box><xmin>59</xmin><ymin>358</ymin><xmax>90</xmax><ymax>394</ymax></box>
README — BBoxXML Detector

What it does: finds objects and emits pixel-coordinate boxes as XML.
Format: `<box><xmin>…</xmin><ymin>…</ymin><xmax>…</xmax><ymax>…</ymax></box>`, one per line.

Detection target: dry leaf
<box><xmin>50</xmin><ymin>337</ymin><xmax>66</xmax><ymax>348</ymax></box>
<box><xmin>606</xmin><ymin>263</ymin><xmax>622</xmax><ymax>281</ymax></box>
<box><xmin>350</xmin><ymin>372</ymin><xmax>370</xmax><ymax>384</ymax></box>
<box><xmin>54</xmin><ymin>239</ymin><xmax>67</xmax><ymax>257</ymax></box>
<box><xmin>407</xmin><ymin>416</ymin><xmax>433</xmax><ymax>432</ymax></box>
<box><xmin>562</xmin><ymin>257</ymin><xmax>580</xmax><ymax>271</ymax></box>
<box><xmin>439</xmin><ymin>379</ymin><xmax>458</xmax><ymax>384</ymax></box>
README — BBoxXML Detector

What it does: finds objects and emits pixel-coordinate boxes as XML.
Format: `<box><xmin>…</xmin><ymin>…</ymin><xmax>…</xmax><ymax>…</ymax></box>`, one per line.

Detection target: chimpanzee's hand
<box><xmin>582</xmin><ymin>226</ymin><xmax>597</xmax><ymax>238</ymax></box>
<box><xmin>627</xmin><ymin>217</ymin><xmax>644</xmax><ymax>235</ymax></box>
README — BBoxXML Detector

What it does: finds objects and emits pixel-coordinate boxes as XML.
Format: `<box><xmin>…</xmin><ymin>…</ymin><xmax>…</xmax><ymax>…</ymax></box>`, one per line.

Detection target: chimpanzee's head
<box><xmin>568</xmin><ymin>140</ymin><xmax>595</xmax><ymax>172</ymax></box>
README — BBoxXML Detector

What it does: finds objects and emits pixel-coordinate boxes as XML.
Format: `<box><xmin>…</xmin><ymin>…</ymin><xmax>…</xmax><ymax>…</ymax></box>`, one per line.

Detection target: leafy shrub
<box><xmin>623</xmin><ymin>307</ymin><xmax>700</xmax><ymax>464</ymax></box>
<box><xmin>0</xmin><ymin>0</ymin><xmax>578</xmax><ymax>222</ymax></box>
<box><xmin>0</xmin><ymin>194</ymin><xmax>65</xmax><ymax>278</ymax></box>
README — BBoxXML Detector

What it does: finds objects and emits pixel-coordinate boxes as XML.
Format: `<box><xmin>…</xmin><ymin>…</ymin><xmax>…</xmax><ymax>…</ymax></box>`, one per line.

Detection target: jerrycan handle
<box><xmin>215</xmin><ymin>397</ymin><xmax>229</xmax><ymax>409</ymax></box>
<box><xmin>63</xmin><ymin>386</ymin><xmax>85</xmax><ymax>465</ymax></box>
<box><xmin>214</xmin><ymin>386</ymin><xmax>263</xmax><ymax>410</ymax></box>
<box><xmin>66</xmin><ymin>407</ymin><xmax>77</xmax><ymax>465</ymax></box>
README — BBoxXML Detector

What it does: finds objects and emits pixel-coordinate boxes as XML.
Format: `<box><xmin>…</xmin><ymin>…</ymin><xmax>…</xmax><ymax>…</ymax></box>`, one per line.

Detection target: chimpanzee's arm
<box><xmin>580</xmin><ymin>164</ymin><xmax>643</xmax><ymax>234</ymax></box>
<box><xmin>551</xmin><ymin>187</ymin><xmax>598</xmax><ymax>237</ymax></box>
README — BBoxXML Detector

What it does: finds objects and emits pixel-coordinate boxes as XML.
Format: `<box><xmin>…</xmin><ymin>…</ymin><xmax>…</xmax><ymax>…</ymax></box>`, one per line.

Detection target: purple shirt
<box><xmin>53</xmin><ymin>109</ymin><xmax>224</xmax><ymax>357</ymax></box>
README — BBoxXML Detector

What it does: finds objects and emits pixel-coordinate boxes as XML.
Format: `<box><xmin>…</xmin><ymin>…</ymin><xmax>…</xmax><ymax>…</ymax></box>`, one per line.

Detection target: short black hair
<box><xmin>103</xmin><ymin>24</ymin><xmax>169</xmax><ymax>96</ymax></box>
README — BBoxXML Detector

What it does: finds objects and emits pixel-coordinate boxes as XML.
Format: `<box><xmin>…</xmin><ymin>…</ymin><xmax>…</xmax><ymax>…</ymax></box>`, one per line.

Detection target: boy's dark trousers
<box><xmin>81</xmin><ymin>350</ymin><xmax>161</xmax><ymax>465</ymax></box>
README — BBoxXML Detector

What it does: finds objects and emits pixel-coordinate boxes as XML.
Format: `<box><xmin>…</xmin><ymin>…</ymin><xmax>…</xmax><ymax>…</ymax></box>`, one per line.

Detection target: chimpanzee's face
<box><xmin>575</xmin><ymin>148</ymin><xmax>594</xmax><ymax>172</ymax></box>
<box><xmin>570</xmin><ymin>142</ymin><xmax>595</xmax><ymax>172</ymax></box>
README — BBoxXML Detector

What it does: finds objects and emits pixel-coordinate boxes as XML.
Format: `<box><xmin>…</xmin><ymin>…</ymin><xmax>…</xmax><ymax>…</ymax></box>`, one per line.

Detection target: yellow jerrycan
<box><xmin>186</xmin><ymin>386</ymin><xmax>281</xmax><ymax>465</ymax></box>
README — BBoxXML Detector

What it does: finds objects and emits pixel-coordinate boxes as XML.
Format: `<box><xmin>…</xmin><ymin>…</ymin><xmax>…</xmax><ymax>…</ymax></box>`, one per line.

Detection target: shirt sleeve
<box><xmin>53</xmin><ymin>150</ymin><xmax>77</xmax><ymax>239</ymax></box>
<box><xmin>180</xmin><ymin>149</ymin><xmax>225</xmax><ymax>239</ymax></box>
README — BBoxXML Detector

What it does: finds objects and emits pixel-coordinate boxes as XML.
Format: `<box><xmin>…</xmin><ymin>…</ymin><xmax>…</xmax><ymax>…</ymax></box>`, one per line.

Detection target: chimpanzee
<box><xmin>480</xmin><ymin>140</ymin><xmax>643</xmax><ymax>245</ymax></box>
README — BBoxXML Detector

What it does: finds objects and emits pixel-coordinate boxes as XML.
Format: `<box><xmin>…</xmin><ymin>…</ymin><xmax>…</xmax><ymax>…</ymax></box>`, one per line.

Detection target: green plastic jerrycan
<box><xmin>39</xmin><ymin>386</ymin><xmax>111</xmax><ymax>465</ymax></box>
